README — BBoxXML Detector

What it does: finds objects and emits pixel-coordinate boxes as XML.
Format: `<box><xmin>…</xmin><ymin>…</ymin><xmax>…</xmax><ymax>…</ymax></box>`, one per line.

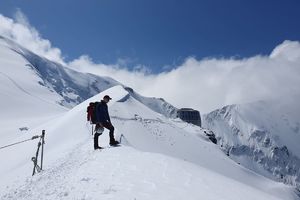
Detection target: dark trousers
<box><xmin>94</xmin><ymin>122</ymin><xmax>115</xmax><ymax>148</ymax></box>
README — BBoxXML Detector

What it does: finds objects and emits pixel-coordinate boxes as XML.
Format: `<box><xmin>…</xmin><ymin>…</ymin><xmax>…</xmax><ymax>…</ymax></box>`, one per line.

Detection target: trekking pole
<box><xmin>120</xmin><ymin>134</ymin><xmax>123</xmax><ymax>144</ymax></box>
<box><xmin>92</xmin><ymin>124</ymin><xmax>94</xmax><ymax>136</ymax></box>
<box><xmin>40</xmin><ymin>130</ymin><xmax>45</xmax><ymax>170</ymax></box>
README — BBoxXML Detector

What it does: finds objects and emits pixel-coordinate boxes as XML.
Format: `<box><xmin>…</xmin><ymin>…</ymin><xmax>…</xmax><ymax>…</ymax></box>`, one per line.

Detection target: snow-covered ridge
<box><xmin>123</xmin><ymin>86</ymin><xmax>178</xmax><ymax>118</ymax></box>
<box><xmin>1</xmin><ymin>85</ymin><xmax>297</xmax><ymax>200</ymax></box>
<box><xmin>203</xmin><ymin>101</ymin><xmax>300</xmax><ymax>189</ymax></box>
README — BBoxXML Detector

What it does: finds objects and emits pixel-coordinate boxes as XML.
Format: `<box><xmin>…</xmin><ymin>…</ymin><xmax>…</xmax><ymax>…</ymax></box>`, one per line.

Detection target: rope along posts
<box><xmin>0</xmin><ymin>130</ymin><xmax>46</xmax><ymax>176</ymax></box>
<box><xmin>0</xmin><ymin>135</ymin><xmax>40</xmax><ymax>150</ymax></box>
<box><xmin>32</xmin><ymin>130</ymin><xmax>45</xmax><ymax>176</ymax></box>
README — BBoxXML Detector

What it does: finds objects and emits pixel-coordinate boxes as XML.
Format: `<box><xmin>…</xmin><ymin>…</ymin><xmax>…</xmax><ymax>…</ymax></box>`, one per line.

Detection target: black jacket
<box><xmin>95</xmin><ymin>100</ymin><xmax>111</xmax><ymax>123</ymax></box>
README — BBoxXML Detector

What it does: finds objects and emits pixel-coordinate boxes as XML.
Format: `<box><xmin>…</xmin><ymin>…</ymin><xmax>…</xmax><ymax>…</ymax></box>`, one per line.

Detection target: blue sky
<box><xmin>0</xmin><ymin>0</ymin><xmax>300</xmax><ymax>73</ymax></box>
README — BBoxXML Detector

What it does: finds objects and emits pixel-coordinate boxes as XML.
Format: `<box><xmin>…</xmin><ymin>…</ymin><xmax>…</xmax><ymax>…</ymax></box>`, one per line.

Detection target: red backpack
<box><xmin>87</xmin><ymin>102</ymin><xmax>99</xmax><ymax>124</ymax></box>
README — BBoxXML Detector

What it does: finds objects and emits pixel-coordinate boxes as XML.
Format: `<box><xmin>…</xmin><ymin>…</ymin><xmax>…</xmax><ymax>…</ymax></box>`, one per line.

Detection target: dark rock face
<box><xmin>204</xmin><ymin>130</ymin><xmax>217</xmax><ymax>144</ymax></box>
<box><xmin>16</xmin><ymin>48</ymin><xmax>119</xmax><ymax>107</ymax></box>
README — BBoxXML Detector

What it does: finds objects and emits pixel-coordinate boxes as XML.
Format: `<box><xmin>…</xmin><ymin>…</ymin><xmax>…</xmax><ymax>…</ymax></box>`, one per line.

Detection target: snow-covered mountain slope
<box><xmin>0</xmin><ymin>35</ymin><xmax>177</xmax><ymax>122</ymax></box>
<box><xmin>1</xmin><ymin>36</ymin><xmax>120</xmax><ymax>108</ymax></box>
<box><xmin>0</xmin><ymin>35</ymin><xmax>177</xmax><ymax>149</ymax></box>
<box><xmin>123</xmin><ymin>86</ymin><xmax>178</xmax><ymax>118</ymax></box>
<box><xmin>203</xmin><ymin>100</ymin><xmax>300</xmax><ymax>189</ymax></box>
<box><xmin>0</xmin><ymin>86</ymin><xmax>298</xmax><ymax>200</ymax></box>
<box><xmin>0</xmin><ymin>37</ymin><xmax>67</xmax><ymax>143</ymax></box>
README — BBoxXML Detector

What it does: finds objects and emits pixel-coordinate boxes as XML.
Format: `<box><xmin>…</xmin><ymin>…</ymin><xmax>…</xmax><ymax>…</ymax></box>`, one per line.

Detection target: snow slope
<box><xmin>0</xmin><ymin>36</ymin><xmax>67</xmax><ymax>144</ymax></box>
<box><xmin>0</xmin><ymin>35</ymin><xmax>120</xmax><ymax>147</ymax></box>
<box><xmin>1</xmin><ymin>36</ymin><xmax>120</xmax><ymax>108</ymax></box>
<box><xmin>203</xmin><ymin>101</ymin><xmax>300</xmax><ymax>188</ymax></box>
<box><xmin>0</xmin><ymin>35</ymin><xmax>177</xmax><ymax>132</ymax></box>
<box><xmin>0</xmin><ymin>86</ymin><xmax>298</xmax><ymax>200</ymax></box>
<box><xmin>123</xmin><ymin>86</ymin><xmax>178</xmax><ymax>118</ymax></box>
<box><xmin>0</xmin><ymin>35</ymin><xmax>176</xmax><ymax>147</ymax></box>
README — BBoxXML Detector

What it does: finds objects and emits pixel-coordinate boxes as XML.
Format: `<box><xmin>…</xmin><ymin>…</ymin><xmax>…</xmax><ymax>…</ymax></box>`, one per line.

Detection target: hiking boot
<box><xmin>109</xmin><ymin>140</ymin><xmax>120</xmax><ymax>146</ymax></box>
<box><xmin>94</xmin><ymin>146</ymin><xmax>104</xmax><ymax>150</ymax></box>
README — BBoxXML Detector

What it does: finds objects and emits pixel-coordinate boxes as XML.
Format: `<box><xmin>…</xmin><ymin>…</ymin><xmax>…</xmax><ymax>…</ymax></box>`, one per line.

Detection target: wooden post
<box><xmin>32</xmin><ymin>130</ymin><xmax>45</xmax><ymax>176</ymax></box>
<box><xmin>41</xmin><ymin>130</ymin><xmax>45</xmax><ymax>170</ymax></box>
<box><xmin>32</xmin><ymin>140</ymin><xmax>41</xmax><ymax>176</ymax></box>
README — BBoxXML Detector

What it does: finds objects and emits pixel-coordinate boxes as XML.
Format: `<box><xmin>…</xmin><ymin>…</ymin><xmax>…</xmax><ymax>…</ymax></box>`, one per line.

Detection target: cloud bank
<box><xmin>1</xmin><ymin>11</ymin><xmax>300</xmax><ymax>113</ymax></box>
<box><xmin>69</xmin><ymin>46</ymin><xmax>300</xmax><ymax>113</ymax></box>
<box><xmin>0</xmin><ymin>10</ymin><xmax>64</xmax><ymax>64</ymax></box>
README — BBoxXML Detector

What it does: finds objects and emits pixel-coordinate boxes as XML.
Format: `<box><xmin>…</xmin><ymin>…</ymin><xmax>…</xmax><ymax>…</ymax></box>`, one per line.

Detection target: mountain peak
<box><xmin>203</xmin><ymin>101</ymin><xmax>300</xmax><ymax>189</ymax></box>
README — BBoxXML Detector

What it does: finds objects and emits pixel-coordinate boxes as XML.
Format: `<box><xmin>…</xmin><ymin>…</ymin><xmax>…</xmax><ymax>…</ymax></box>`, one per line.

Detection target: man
<box><xmin>94</xmin><ymin>95</ymin><xmax>120</xmax><ymax>149</ymax></box>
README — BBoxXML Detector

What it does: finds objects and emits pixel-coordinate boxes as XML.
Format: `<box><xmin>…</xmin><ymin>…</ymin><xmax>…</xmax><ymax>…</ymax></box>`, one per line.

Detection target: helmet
<box><xmin>95</xmin><ymin>126</ymin><xmax>104</xmax><ymax>134</ymax></box>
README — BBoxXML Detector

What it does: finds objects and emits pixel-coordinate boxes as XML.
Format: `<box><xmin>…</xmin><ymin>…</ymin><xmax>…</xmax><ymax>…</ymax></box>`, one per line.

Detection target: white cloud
<box><xmin>70</xmin><ymin>44</ymin><xmax>300</xmax><ymax>113</ymax></box>
<box><xmin>1</xmin><ymin>11</ymin><xmax>300</xmax><ymax>114</ymax></box>
<box><xmin>270</xmin><ymin>40</ymin><xmax>300</xmax><ymax>61</ymax></box>
<box><xmin>68</xmin><ymin>55</ymin><xmax>156</xmax><ymax>92</ymax></box>
<box><xmin>0</xmin><ymin>10</ymin><xmax>64</xmax><ymax>64</ymax></box>
<box><xmin>14</xmin><ymin>8</ymin><xmax>30</xmax><ymax>27</ymax></box>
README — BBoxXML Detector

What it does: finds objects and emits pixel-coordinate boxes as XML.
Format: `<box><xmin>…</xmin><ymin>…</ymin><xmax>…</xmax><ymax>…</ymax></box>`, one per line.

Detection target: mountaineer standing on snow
<box><xmin>94</xmin><ymin>95</ymin><xmax>120</xmax><ymax>149</ymax></box>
